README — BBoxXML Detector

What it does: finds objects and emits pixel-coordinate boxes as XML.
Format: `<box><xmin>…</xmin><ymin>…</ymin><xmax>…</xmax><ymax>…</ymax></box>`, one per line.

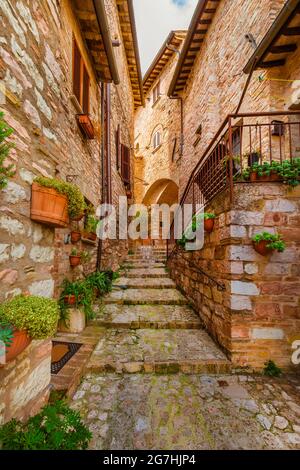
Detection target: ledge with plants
<box><xmin>0</xmin><ymin>112</ymin><xmax>15</xmax><ymax>191</ymax></box>
<box><xmin>82</xmin><ymin>214</ymin><xmax>99</xmax><ymax>243</ymax></box>
<box><xmin>242</xmin><ymin>159</ymin><xmax>300</xmax><ymax>186</ymax></box>
<box><xmin>31</xmin><ymin>176</ymin><xmax>86</xmax><ymax>228</ymax></box>
<box><xmin>0</xmin><ymin>296</ymin><xmax>59</xmax><ymax>363</ymax></box>
<box><xmin>252</xmin><ymin>232</ymin><xmax>286</xmax><ymax>256</ymax></box>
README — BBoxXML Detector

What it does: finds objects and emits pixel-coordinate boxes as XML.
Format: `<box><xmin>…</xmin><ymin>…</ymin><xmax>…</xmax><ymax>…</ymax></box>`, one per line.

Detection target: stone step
<box><xmin>122</xmin><ymin>262</ymin><xmax>165</xmax><ymax>269</ymax></box>
<box><xmin>90</xmin><ymin>304</ymin><xmax>202</xmax><ymax>329</ymax></box>
<box><xmin>125</xmin><ymin>256</ymin><xmax>166</xmax><ymax>262</ymax></box>
<box><xmin>113</xmin><ymin>277</ymin><xmax>176</xmax><ymax>289</ymax></box>
<box><xmin>124</xmin><ymin>268</ymin><xmax>169</xmax><ymax>278</ymax></box>
<box><xmin>104</xmin><ymin>288</ymin><xmax>188</xmax><ymax>305</ymax></box>
<box><xmin>86</xmin><ymin>329</ymin><xmax>230</xmax><ymax>374</ymax></box>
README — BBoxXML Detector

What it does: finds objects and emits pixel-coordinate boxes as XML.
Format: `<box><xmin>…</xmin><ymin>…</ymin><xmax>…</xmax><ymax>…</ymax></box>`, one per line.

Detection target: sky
<box><xmin>133</xmin><ymin>0</ymin><xmax>198</xmax><ymax>75</ymax></box>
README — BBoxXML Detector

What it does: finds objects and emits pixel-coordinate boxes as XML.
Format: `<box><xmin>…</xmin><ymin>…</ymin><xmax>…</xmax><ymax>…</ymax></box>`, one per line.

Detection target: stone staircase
<box><xmin>87</xmin><ymin>247</ymin><xmax>230</xmax><ymax>374</ymax></box>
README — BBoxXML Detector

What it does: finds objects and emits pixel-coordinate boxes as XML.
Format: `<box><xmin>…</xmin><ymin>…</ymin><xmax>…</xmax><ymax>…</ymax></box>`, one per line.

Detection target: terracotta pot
<box><xmin>31</xmin><ymin>183</ymin><xmax>69</xmax><ymax>228</ymax></box>
<box><xmin>253</xmin><ymin>240</ymin><xmax>274</xmax><ymax>256</ymax></box>
<box><xmin>64</xmin><ymin>294</ymin><xmax>76</xmax><ymax>305</ymax></box>
<box><xmin>250</xmin><ymin>172</ymin><xmax>257</xmax><ymax>183</ymax></box>
<box><xmin>82</xmin><ymin>231</ymin><xmax>97</xmax><ymax>241</ymax></box>
<box><xmin>69</xmin><ymin>255</ymin><xmax>81</xmax><ymax>267</ymax></box>
<box><xmin>5</xmin><ymin>330</ymin><xmax>31</xmax><ymax>363</ymax></box>
<box><xmin>70</xmin><ymin>213</ymin><xmax>84</xmax><ymax>222</ymax></box>
<box><xmin>204</xmin><ymin>218</ymin><xmax>215</xmax><ymax>233</ymax></box>
<box><xmin>71</xmin><ymin>231</ymin><xmax>81</xmax><ymax>243</ymax></box>
<box><xmin>270</xmin><ymin>171</ymin><xmax>281</xmax><ymax>182</ymax></box>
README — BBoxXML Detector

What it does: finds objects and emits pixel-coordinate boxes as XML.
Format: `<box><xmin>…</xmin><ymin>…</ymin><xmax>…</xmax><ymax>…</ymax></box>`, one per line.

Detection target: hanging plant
<box><xmin>252</xmin><ymin>232</ymin><xmax>286</xmax><ymax>256</ymax></box>
<box><xmin>0</xmin><ymin>112</ymin><xmax>15</xmax><ymax>190</ymax></box>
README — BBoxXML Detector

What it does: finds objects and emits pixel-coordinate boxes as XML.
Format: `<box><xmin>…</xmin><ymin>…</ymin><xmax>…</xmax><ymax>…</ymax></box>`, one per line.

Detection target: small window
<box><xmin>153</xmin><ymin>131</ymin><xmax>161</xmax><ymax>150</ymax></box>
<box><xmin>73</xmin><ymin>38</ymin><xmax>90</xmax><ymax>113</ymax></box>
<box><xmin>152</xmin><ymin>81</ymin><xmax>160</xmax><ymax>104</ymax></box>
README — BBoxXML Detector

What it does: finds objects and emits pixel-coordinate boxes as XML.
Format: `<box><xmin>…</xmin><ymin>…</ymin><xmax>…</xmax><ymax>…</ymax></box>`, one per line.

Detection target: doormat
<box><xmin>51</xmin><ymin>341</ymin><xmax>82</xmax><ymax>375</ymax></box>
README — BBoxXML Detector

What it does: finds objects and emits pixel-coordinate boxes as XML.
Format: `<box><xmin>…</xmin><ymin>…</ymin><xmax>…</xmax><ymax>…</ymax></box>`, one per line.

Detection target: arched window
<box><xmin>153</xmin><ymin>131</ymin><xmax>161</xmax><ymax>149</ymax></box>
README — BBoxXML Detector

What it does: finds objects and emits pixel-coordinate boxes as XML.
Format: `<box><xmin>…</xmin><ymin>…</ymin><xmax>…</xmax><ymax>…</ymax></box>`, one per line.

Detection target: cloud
<box><xmin>133</xmin><ymin>0</ymin><xmax>198</xmax><ymax>75</ymax></box>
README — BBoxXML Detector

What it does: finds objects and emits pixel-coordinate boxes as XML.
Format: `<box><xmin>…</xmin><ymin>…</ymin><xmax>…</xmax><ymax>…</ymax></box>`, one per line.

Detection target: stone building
<box><xmin>0</xmin><ymin>0</ymin><xmax>143</xmax><ymax>423</ymax></box>
<box><xmin>166</xmin><ymin>0</ymin><xmax>300</xmax><ymax>369</ymax></box>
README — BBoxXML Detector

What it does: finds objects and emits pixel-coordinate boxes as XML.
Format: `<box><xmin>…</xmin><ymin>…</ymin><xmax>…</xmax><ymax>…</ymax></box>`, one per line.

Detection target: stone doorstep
<box><xmin>51</xmin><ymin>343</ymin><xmax>94</xmax><ymax>397</ymax></box>
<box><xmin>90</xmin><ymin>319</ymin><xmax>202</xmax><ymax>330</ymax></box>
<box><xmin>86</xmin><ymin>359</ymin><xmax>231</xmax><ymax>375</ymax></box>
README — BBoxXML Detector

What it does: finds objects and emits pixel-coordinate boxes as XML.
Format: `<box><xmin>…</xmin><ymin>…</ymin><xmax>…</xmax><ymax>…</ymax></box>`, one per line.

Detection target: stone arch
<box><xmin>142</xmin><ymin>178</ymin><xmax>179</xmax><ymax>207</ymax></box>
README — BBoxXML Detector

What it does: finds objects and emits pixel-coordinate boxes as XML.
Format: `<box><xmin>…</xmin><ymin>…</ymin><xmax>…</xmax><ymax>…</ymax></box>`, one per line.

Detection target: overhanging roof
<box><xmin>244</xmin><ymin>0</ymin><xmax>300</xmax><ymax>74</ymax></box>
<box><xmin>143</xmin><ymin>31</ymin><xmax>187</xmax><ymax>97</ymax></box>
<box><xmin>116</xmin><ymin>0</ymin><xmax>144</xmax><ymax>108</ymax></box>
<box><xmin>72</xmin><ymin>0</ymin><xmax>120</xmax><ymax>84</ymax></box>
<box><xmin>168</xmin><ymin>0</ymin><xmax>220</xmax><ymax>97</ymax></box>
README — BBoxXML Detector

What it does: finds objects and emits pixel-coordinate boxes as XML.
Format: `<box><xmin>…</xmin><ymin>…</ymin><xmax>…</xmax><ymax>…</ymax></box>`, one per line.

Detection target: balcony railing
<box><xmin>167</xmin><ymin>111</ymin><xmax>300</xmax><ymax>256</ymax></box>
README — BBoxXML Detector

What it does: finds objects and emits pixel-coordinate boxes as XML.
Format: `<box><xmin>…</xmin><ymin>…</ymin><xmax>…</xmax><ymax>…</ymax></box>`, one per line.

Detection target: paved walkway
<box><xmin>71</xmin><ymin>247</ymin><xmax>300</xmax><ymax>450</ymax></box>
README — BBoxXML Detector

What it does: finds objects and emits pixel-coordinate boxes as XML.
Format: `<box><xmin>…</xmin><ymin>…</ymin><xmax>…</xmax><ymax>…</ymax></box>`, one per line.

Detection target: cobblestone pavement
<box><xmin>71</xmin><ymin>373</ymin><xmax>300</xmax><ymax>450</ymax></box>
<box><xmin>70</xmin><ymin>247</ymin><xmax>300</xmax><ymax>450</ymax></box>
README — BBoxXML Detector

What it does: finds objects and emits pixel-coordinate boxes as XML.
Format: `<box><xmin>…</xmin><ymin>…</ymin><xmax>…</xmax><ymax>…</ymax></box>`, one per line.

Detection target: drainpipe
<box><xmin>167</xmin><ymin>43</ymin><xmax>184</xmax><ymax>157</ymax></box>
<box><xmin>106</xmin><ymin>83</ymin><xmax>112</xmax><ymax>205</ymax></box>
<box><xmin>96</xmin><ymin>82</ymin><xmax>106</xmax><ymax>271</ymax></box>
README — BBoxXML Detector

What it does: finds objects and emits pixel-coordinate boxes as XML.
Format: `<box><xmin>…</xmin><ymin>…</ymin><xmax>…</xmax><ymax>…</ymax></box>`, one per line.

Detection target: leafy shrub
<box><xmin>85</xmin><ymin>271</ymin><xmax>114</xmax><ymax>295</ymax></box>
<box><xmin>35</xmin><ymin>176</ymin><xmax>85</xmax><ymax>219</ymax></box>
<box><xmin>252</xmin><ymin>232</ymin><xmax>286</xmax><ymax>253</ymax></box>
<box><xmin>0</xmin><ymin>112</ymin><xmax>15</xmax><ymax>190</ymax></box>
<box><xmin>0</xmin><ymin>296</ymin><xmax>59</xmax><ymax>339</ymax></box>
<box><xmin>0</xmin><ymin>401</ymin><xmax>92</xmax><ymax>450</ymax></box>
<box><xmin>177</xmin><ymin>213</ymin><xmax>216</xmax><ymax>248</ymax></box>
<box><xmin>0</xmin><ymin>320</ymin><xmax>13</xmax><ymax>349</ymax></box>
<box><xmin>264</xmin><ymin>360</ymin><xmax>282</xmax><ymax>378</ymax></box>
<box><xmin>84</xmin><ymin>215</ymin><xmax>98</xmax><ymax>234</ymax></box>
<box><xmin>243</xmin><ymin>159</ymin><xmax>300</xmax><ymax>186</ymax></box>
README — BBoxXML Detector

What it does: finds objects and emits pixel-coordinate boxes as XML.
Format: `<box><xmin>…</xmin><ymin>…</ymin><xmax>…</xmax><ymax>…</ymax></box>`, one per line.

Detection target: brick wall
<box><xmin>0</xmin><ymin>340</ymin><xmax>52</xmax><ymax>424</ymax></box>
<box><xmin>168</xmin><ymin>182</ymin><xmax>300</xmax><ymax>370</ymax></box>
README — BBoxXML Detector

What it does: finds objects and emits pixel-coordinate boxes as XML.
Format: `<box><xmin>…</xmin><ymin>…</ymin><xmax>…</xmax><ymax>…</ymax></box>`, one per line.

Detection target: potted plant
<box><xmin>277</xmin><ymin>159</ymin><xmax>300</xmax><ymax>187</ymax></box>
<box><xmin>82</xmin><ymin>215</ymin><xmax>98</xmax><ymax>241</ymax></box>
<box><xmin>81</xmin><ymin>250</ymin><xmax>92</xmax><ymax>265</ymax></box>
<box><xmin>0</xmin><ymin>296</ymin><xmax>59</xmax><ymax>363</ymax></box>
<box><xmin>31</xmin><ymin>177</ymin><xmax>85</xmax><ymax>228</ymax></box>
<box><xmin>85</xmin><ymin>271</ymin><xmax>114</xmax><ymax>298</ymax></box>
<box><xmin>0</xmin><ymin>112</ymin><xmax>15</xmax><ymax>191</ymax></box>
<box><xmin>0</xmin><ymin>321</ymin><xmax>13</xmax><ymax>363</ymax></box>
<box><xmin>69</xmin><ymin>248</ymin><xmax>81</xmax><ymax>267</ymax></box>
<box><xmin>202</xmin><ymin>213</ymin><xmax>216</xmax><ymax>232</ymax></box>
<box><xmin>70</xmin><ymin>230</ymin><xmax>81</xmax><ymax>243</ymax></box>
<box><xmin>252</xmin><ymin>232</ymin><xmax>286</xmax><ymax>256</ymax></box>
<box><xmin>59</xmin><ymin>279</ymin><xmax>95</xmax><ymax>332</ymax></box>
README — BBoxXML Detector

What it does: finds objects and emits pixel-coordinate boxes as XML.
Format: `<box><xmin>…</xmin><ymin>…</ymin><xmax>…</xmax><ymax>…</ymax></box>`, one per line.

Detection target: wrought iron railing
<box><xmin>167</xmin><ymin>111</ymin><xmax>300</xmax><ymax>257</ymax></box>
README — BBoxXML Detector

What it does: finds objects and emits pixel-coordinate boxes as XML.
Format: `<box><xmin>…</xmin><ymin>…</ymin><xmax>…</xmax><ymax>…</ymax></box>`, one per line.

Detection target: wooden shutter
<box><xmin>121</xmin><ymin>144</ymin><xmax>130</xmax><ymax>185</ymax></box>
<box><xmin>82</xmin><ymin>65</ymin><xmax>90</xmax><ymax>114</ymax></box>
<box><xmin>73</xmin><ymin>39</ymin><xmax>81</xmax><ymax>104</ymax></box>
<box><xmin>116</xmin><ymin>125</ymin><xmax>121</xmax><ymax>171</ymax></box>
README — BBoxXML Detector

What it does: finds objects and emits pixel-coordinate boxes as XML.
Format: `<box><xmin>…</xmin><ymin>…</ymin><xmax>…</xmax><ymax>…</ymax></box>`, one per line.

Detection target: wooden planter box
<box><xmin>76</xmin><ymin>114</ymin><xmax>95</xmax><ymax>140</ymax></box>
<box><xmin>31</xmin><ymin>183</ymin><xmax>69</xmax><ymax>228</ymax></box>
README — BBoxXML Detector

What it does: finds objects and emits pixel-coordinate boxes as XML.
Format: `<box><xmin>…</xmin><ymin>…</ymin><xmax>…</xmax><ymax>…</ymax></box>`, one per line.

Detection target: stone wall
<box><xmin>168</xmin><ymin>182</ymin><xmax>300</xmax><ymax>370</ymax></box>
<box><xmin>134</xmin><ymin>40</ymin><xmax>184</xmax><ymax>205</ymax></box>
<box><xmin>179</xmin><ymin>0</ymin><xmax>287</xmax><ymax>195</ymax></box>
<box><xmin>0</xmin><ymin>340</ymin><xmax>52</xmax><ymax>424</ymax></box>
<box><xmin>0</xmin><ymin>0</ymin><xmax>135</xmax><ymax>301</ymax></box>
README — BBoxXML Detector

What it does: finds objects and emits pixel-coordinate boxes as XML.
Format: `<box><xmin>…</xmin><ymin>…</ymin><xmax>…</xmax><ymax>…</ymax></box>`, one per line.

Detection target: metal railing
<box><xmin>167</xmin><ymin>111</ymin><xmax>300</xmax><ymax>257</ymax></box>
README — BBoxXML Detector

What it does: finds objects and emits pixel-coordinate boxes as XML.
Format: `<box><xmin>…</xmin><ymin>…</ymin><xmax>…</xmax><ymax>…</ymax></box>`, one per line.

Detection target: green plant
<box><xmin>243</xmin><ymin>158</ymin><xmax>300</xmax><ymax>186</ymax></box>
<box><xmin>81</xmin><ymin>250</ymin><xmax>91</xmax><ymax>264</ymax></box>
<box><xmin>59</xmin><ymin>279</ymin><xmax>95</xmax><ymax>322</ymax></box>
<box><xmin>0</xmin><ymin>112</ymin><xmax>15</xmax><ymax>190</ymax></box>
<box><xmin>0</xmin><ymin>320</ymin><xmax>13</xmax><ymax>349</ymax></box>
<box><xmin>86</xmin><ymin>271</ymin><xmax>115</xmax><ymax>295</ymax></box>
<box><xmin>0</xmin><ymin>400</ymin><xmax>92</xmax><ymax>450</ymax></box>
<box><xmin>70</xmin><ymin>248</ymin><xmax>79</xmax><ymax>256</ymax></box>
<box><xmin>34</xmin><ymin>177</ymin><xmax>85</xmax><ymax>219</ymax></box>
<box><xmin>0</xmin><ymin>296</ymin><xmax>59</xmax><ymax>340</ymax></box>
<box><xmin>177</xmin><ymin>212</ymin><xmax>215</xmax><ymax>248</ymax></box>
<box><xmin>128</xmin><ymin>249</ymin><xmax>134</xmax><ymax>255</ymax></box>
<box><xmin>84</xmin><ymin>215</ymin><xmax>98</xmax><ymax>234</ymax></box>
<box><xmin>252</xmin><ymin>232</ymin><xmax>286</xmax><ymax>253</ymax></box>
<box><xmin>263</xmin><ymin>360</ymin><xmax>282</xmax><ymax>378</ymax></box>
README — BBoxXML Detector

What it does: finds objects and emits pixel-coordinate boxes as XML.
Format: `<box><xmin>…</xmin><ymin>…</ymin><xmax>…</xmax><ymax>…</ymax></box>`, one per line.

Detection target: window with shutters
<box><xmin>121</xmin><ymin>144</ymin><xmax>130</xmax><ymax>185</ymax></box>
<box><xmin>153</xmin><ymin>131</ymin><xmax>161</xmax><ymax>150</ymax></box>
<box><xmin>116</xmin><ymin>125</ymin><xmax>121</xmax><ymax>171</ymax></box>
<box><xmin>152</xmin><ymin>81</ymin><xmax>161</xmax><ymax>105</ymax></box>
<box><xmin>73</xmin><ymin>37</ymin><xmax>90</xmax><ymax>114</ymax></box>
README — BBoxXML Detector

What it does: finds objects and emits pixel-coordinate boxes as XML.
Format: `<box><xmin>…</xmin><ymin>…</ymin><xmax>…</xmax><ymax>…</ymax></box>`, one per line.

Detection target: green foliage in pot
<box><xmin>252</xmin><ymin>232</ymin><xmax>286</xmax><ymax>253</ymax></box>
<box><xmin>243</xmin><ymin>159</ymin><xmax>300</xmax><ymax>186</ymax></box>
<box><xmin>177</xmin><ymin>212</ymin><xmax>216</xmax><ymax>248</ymax></box>
<box><xmin>70</xmin><ymin>248</ymin><xmax>79</xmax><ymax>257</ymax></box>
<box><xmin>85</xmin><ymin>271</ymin><xmax>114</xmax><ymax>295</ymax></box>
<box><xmin>0</xmin><ymin>296</ymin><xmax>59</xmax><ymax>340</ymax></box>
<box><xmin>0</xmin><ymin>112</ymin><xmax>15</xmax><ymax>190</ymax></box>
<box><xmin>59</xmin><ymin>279</ymin><xmax>95</xmax><ymax>323</ymax></box>
<box><xmin>263</xmin><ymin>360</ymin><xmax>282</xmax><ymax>378</ymax></box>
<box><xmin>0</xmin><ymin>400</ymin><xmax>92</xmax><ymax>450</ymax></box>
<box><xmin>34</xmin><ymin>176</ymin><xmax>85</xmax><ymax>219</ymax></box>
<box><xmin>81</xmin><ymin>250</ymin><xmax>92</xmax><ymax>264</ymax></box>
<box><xmin>0</xmin><ymin>320</ymin><xmax>13</xmax><ymax>349</ymax></box>
<box><xmin>84</xmin><ymin>215</ymin><xmax>98</xmax><ymax>234</ymax></box>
